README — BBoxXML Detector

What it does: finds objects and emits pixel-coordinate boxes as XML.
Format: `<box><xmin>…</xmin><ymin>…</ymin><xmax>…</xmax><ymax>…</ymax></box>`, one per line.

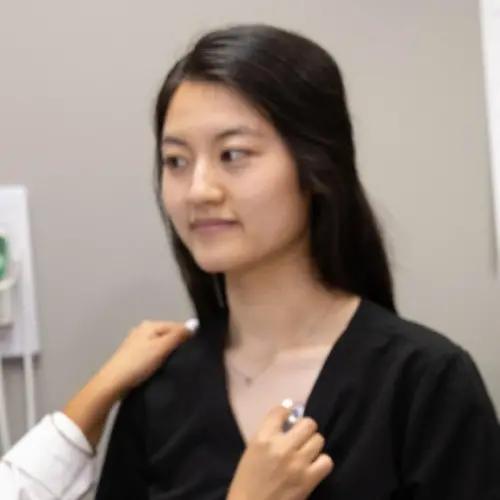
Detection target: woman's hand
<box><xmin>227</xmin><ymin>406</ymin><xmax>334</xmax><ymax>500</ymax></box>
<box><xmin>63</xmin><ymin>321</ymin><xmax>191</xmax><ymax>449</ymax></box>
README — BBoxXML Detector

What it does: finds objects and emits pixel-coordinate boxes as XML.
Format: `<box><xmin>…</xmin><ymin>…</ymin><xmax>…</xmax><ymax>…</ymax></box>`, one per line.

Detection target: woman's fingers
<box><xmin>307</xmin><ymin>453</ymin><xmax>334</xmax><ymax>484</ymax></box>
<box><xmin>230</xmin><ymin>405</ymin><xmax>334</xmax><ymax>500</ymax></box>
<box><xmin>297</xmin><ymin>432</ymin><xmax>325</xmax><ymax>463</ymax></box>
<box><xmin>257</xmin><ymin>405</ymin><xmax>293</xmax><ymax>440</ymax></box>
<box><xmin>279</xmin><ymin>417</ymin><xmax>318</xmax><ymax>452</ymax></box>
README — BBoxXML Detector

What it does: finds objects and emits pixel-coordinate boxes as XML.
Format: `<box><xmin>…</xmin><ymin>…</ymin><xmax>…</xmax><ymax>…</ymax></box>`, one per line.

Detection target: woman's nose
<box><xmin>187</xmin><ymin>161</ymin><xmax>224</xmax><ymax>205</ymax></box>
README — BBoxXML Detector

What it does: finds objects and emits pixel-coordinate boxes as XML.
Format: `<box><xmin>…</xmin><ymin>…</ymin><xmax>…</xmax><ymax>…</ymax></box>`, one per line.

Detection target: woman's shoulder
<box><xmin>116</xmin><ymin>331</ymin><xmax>222</xmax><ymax>440</ymax></box>
<box><xmin>357</xmin><ymin>298</ymin><xmax>467</xmax><ymax>366</ymax></box>
<box><xmin>356</xmin><ymin>305</ymin><xmax>500</xmax><ymax>496</ymax></box>
<box><xmin>134</xmin><ymin>326</ymin><xmax>223</xmax><ymax>408</ymax></box>
<box><xmin>350</xmin><ymin>299</ymin><xmax>490</xmax><ymax>397</ymax></box>
<box><xmin>355</xmin><ymin>300</ymin><xmax>497</xmax><ymax>422</ymax></box>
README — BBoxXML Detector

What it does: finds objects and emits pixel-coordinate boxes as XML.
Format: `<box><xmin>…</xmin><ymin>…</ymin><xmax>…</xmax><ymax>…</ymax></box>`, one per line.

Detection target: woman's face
<box><xmin>161</xmin><ymin>80</ymin><xmax>309</xmax><ymax>274</ymax></box>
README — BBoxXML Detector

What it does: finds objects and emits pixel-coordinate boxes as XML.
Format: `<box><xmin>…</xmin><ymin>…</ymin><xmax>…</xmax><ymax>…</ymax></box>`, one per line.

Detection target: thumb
<box><xmin>257</xmin><ymin>405</ymin><xmax>293</xmax><ymax>440</ymax></box>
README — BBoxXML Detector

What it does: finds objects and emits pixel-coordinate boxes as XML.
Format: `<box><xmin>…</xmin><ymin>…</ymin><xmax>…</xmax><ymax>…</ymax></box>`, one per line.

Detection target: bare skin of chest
<box><xmin>225</xmin><ymin>347</ymin><xmax>330</xmax><ymax>443</ymax></box>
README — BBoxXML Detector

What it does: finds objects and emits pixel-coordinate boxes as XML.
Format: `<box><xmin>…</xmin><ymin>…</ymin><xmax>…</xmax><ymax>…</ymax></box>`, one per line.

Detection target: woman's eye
<box><xmin>163</xmin><ymin>155</ymin><xmax>188</xmax><ymax>170</ymax></box>
<box><xmin>221</xmin><ymin>149</ymin><xmax>249</xmax><ymax>163</ymax></box>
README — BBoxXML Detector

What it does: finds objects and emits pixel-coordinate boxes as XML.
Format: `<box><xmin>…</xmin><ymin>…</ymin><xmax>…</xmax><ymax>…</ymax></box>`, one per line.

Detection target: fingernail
<box><xmin>184</xmin><ymin>318</ymin><xmax>199</xmax><ymax>335</ymax></box>
<box><xmin>281</xmin><ymin>398</ymin><xmax>294</xmax><ymax>409</ymax></box>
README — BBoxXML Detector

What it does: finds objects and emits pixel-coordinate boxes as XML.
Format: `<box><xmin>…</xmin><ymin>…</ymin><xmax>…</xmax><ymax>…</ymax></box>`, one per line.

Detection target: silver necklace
<box><xmin>226</xmin><ymin>301</ymin><xmax>336</xmax><ymax>386</ymax></box>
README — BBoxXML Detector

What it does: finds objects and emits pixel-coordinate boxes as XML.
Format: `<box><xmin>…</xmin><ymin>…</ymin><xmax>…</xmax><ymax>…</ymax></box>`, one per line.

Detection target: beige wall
<box><xmin>0</xmin><ymin>0</ymin><xmax>497</xmax><ymax>490</ymax></box>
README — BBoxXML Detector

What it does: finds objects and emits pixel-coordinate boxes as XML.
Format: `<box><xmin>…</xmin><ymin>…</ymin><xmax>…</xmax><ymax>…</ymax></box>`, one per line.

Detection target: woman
<box><xmin>96</xmin><ymin>24</ymin><xmax>500</xmax><ymax>499</ymax></box>
<box><xmin>1</xmin><ymin>320</ymin><xmax>329</xmax><ymax>500</ymax></box>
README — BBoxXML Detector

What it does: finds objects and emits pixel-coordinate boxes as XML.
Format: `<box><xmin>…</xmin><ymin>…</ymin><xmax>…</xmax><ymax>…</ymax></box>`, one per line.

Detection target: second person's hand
<box><xmin>99</xmin><ymin>320</ymin><xmax>192</xmax><ymax>396</ymax></box>
<box><xmin>63</xmin><ymin>320</ymin><xmax>192</xmax><ymax>449</ymax></box>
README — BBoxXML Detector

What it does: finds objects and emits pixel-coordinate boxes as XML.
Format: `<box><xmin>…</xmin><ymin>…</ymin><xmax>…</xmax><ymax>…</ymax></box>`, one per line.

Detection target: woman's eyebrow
<box><xmin>162</xmin><ymin>135</ymin><xmax>188</xmax><ymax>147</ymax></box>
<box><xmin>214</xmin><ymin>126</ymin><xmax>264</xmax><ymax>141</ymax></box>
<box><xmin>162</xmin><ymin>125</ymin><xmax>264</xmax><ymax>146</ymax></box>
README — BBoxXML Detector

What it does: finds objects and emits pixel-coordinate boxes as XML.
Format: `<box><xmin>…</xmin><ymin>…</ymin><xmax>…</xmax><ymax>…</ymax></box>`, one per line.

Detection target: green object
<box><xmin>0</xmin><ymin>234</ymin><xmax>8</xmax><ymax>281</ymax></box>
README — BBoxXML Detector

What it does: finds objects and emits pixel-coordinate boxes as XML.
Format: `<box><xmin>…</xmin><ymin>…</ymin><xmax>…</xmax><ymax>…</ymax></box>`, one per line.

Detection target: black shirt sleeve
<box><xmin>401</xmin><ymin>349</ymin><xmax>500</xmax><ymax>499</ymax></box>
<box><xmin>94</xmin><ymin>387</ymin><xmax>149</xmax><ymax>499</ymax></box>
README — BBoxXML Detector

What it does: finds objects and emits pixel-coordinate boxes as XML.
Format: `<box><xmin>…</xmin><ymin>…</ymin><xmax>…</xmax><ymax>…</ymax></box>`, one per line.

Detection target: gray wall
<box><xmin>0</xmin><ymin>0</ymin><xmax>498</xmax><ymax>484</ymax></box>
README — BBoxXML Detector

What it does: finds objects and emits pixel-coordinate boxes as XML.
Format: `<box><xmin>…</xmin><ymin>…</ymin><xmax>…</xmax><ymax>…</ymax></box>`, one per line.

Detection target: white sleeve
<box><xmin>0</xmin><ymin>412</ymin><xmax>96</xmax><ymax>500</ymax></box>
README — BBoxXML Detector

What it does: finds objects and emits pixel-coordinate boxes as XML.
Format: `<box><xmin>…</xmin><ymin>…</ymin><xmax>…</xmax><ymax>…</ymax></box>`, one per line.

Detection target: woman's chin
<box><xmin>195</xmin><ymin>260</ymin><xmax>235</xmax><ymax>274</ymax></box>
<box><xmin>194</xmin><ymin>254</ymin><xmax>246</xmax><ymax>275</ymax></box>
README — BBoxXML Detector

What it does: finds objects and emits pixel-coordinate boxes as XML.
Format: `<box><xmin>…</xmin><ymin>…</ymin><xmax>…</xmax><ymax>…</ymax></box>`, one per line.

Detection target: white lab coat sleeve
<box><xmin>0</xmin><ymin>412</ymin><xmax>96</xmax><ymax>500</ymax></box>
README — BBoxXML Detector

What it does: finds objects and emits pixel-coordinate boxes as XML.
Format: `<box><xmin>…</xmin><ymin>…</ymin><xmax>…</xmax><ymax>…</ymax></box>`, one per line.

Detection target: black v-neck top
<box><xmin>95</xmin><ymin>299</ymin><xmax>500</xmax><ymax>499</ymax></box>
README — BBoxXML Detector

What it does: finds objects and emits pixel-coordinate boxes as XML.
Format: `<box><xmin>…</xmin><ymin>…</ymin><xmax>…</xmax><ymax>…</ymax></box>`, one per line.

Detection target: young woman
<box><xmin>96</xmin><ymin>24</ymin><xmax>500</xmax><ymax>499</ymax></box>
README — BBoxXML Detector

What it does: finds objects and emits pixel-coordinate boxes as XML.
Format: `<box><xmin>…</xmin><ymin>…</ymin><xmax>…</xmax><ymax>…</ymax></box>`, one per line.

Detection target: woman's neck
<box><xmin>225</xmin><ymin>244</ymin><xmax>354</xmax><ymax>352</ymax></box>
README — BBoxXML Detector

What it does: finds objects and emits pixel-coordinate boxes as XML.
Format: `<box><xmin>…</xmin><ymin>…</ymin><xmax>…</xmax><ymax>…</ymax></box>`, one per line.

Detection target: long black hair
<box><xmin>154</xmin><ymin>24</ymin><xmax>396</xmax><ymax>329</ymax></box>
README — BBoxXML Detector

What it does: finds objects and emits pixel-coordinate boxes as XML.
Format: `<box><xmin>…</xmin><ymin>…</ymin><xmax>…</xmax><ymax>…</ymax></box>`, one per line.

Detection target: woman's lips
<box><xmin>190</xmin><ymin>219</ymin><xmax>238</xmax><ymax>233</ymax></box>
